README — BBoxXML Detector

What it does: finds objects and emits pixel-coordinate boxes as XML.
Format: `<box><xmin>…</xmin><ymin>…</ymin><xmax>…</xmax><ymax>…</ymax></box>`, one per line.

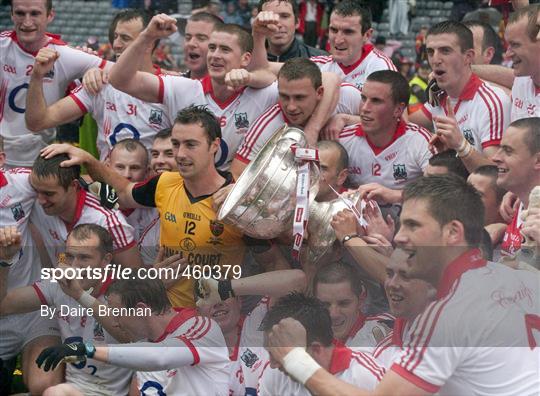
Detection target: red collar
<box><xmin>200</xmin><ymin>75</ymin><xmax>246</xmax><ymax>109</ymax></box>
<box><xmin>95</xmin><ymin>276</ymin><xmax>114</xmax><ymax>298</ymax></box>
<box><xmin>436</xmin><ymin>248</ymin><xmax>486</xmax><ymax>299</ymax></box>
<box><xmin>229</xmin><ymin>316</ymin><xmax>246</xmax><ymax>361</ymax></box>
<box><xmin>120</xmin><ymin>208</ymin><xmax>135</xmax><ymax>217</ymax></box>
<box><xmin>328</xmin><ymin>341</ymin><xmax>353</xmax><ymax>374</ymax></box>
<box><xmin>346</xmin><ymin>313</ymin><xmax>366</xmax><ymax>341</ymax></box>
<box><xmin>337</xmin><ymin>44</ymin><xmax>374</xmax><ymax>75</ymax></box>
<box><xmin>354</xmin><ymin>120</ymin><xmax>407</xmax><ymax>155</ymax></box>
<box><xmin>0</xmin><ymin>170</ymin><xmax>7</xmax><ymax>188</ymax></box>
<box><xmin>277</xmin><ymin>102</ymin><xmax>293</xmax><ymax>125</ymax></box>
<box><xmin>64</xmin><ymin>188</ymin><xmax>86</xmax><ymax>232</ymax></box>
<box><xmin>440</xmin><ymin>73</ymin><xmax>482</xmax><ymax>112</ymax></box>
<box><xmin>152</xmin><ymin>308</ymin><xmax>198</xmax><ymax>342</ymax></box>
<box><xmin>9</xmin><ymin>31</ymin><xmax>65</xmax><ymax>56</ymax></box>
<box><xmin>392</xmin><ymin>318</ymin><xmax>406</xmax><ymax>347</ymax></box>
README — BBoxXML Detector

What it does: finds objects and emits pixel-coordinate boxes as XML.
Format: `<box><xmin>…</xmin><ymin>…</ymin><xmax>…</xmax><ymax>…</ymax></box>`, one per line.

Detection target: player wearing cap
<box><xmin>196</xmin><ymin>269</ymin><xmax>306</xmax><ymax>395</ymax></box>
<box><xmin>338</xmin><ymin>70</ymin><xmax>431</xmax><ymax>207</ymax></box>
<box><xmin>258</xmin><ymin>293</ymin><xmax>385</xmax><ymax>395</ymax></box>
<box><xmin>0</xmin><ymin>224</ymin><xmax>133</xmax><ymax>395</ymax></box>
<box><xmin>25</xmin><ymin>9</ymin><xmax>174</xmax><ymax>161</ymax></box>
<box><xmin>0</xmin><ymin>0</ymin><xmax>108</xmax><ymax>168</ymax></box>
<box><xmin>232</xmin><ymin>57</ymin><xmax>361</xmax><ymax>178</ymax></box>
<box><xmin>0</xmin><ymin>140</ymin><xmax>62</xmax><ymax>394</ymax></box>
<box><xmin>264</xmin><ymin>175</ymin><xmax>540</xmax><ymax>396</ymax></box>
<box><xmin>251</xmin><ymin>0</ymin><xmax>396</xmax><ymax>90</ymax></box>
<box><xmin>409</xmin><ymin>21</ymin><xmax>510</xmax><ymax>173</ymax></box>
<box><xmin>35</xmin><ymin>277</ymin><xmax>230</xmax><ymax>396</ymax></box>
<box><xmin>29</xmin><ymin>153</ymin><xmax>142</xmax><ymax>269</ymax></box>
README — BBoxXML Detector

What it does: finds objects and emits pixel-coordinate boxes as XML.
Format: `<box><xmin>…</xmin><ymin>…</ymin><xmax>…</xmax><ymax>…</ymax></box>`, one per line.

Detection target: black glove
<box><xmin>36</xmin><ymin>342</ymin><xmax>87</xmax><ymax>372</ymax></box>
<box><xmin>79</xmin><ymin>178</ymin><xmax>119</xmax><ymax>210</ymax></box>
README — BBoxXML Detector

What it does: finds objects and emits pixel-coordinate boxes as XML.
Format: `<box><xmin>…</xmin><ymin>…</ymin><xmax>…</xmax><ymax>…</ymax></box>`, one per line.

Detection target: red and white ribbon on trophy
<box><xmin>291</xmin><ymin>146</ymin><xmax>319</xmax><ymax>261</ymax></box>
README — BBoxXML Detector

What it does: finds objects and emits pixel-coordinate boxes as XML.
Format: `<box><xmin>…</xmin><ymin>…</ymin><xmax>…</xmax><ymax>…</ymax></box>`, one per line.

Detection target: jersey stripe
<box><xmin>238</xmin><ymin>104</ymin><xmax>281</xmax><ymax>159</ymax></box>
<box><xmin>373</xmin><ymin>333</ymin><xmax>394</xmax><ymax>358</ymax></box>
<box><xmin>477</xmin><ymin>86</ymin><xmax>496</xmax><ymax>143</ymax></box>
<box><xmin>373</xmin><ymin>50</ymin><xmax>396</xmax><ymax>71</ymax></box>
<box><xmin>351</xmin><ymin>351</ymin><xmax>385</xmax><ymax>380</ymax></box>
<box><xmin>479</xmin><ymin>84</ymin><xmax>504</xmax><ymax>141</ymax></box>
<box><xmin>84</xmin><ymin>198</ymin><xmax>129</xmax><ymax>247</ymax></box>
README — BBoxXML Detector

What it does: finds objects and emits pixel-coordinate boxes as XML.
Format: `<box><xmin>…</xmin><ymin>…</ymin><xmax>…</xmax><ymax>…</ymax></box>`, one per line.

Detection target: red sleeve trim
<box><xmin>157</xmin><ymin>75</ymin><xmax>165</xmax><ymax>104</ymax></box>
<box><xmin>481</xmin><ymin>139</ymin><xmax>501</xmax><ymax>149</ymax></box>
<box><xmin>234</xmin><ymin>154</ymin><xmax>250</xmax><ymax>164</ymax></box>
<box><xmin>68</xmin><ymin>93</ymin><xmax>88</xmax><ymax>114</ymax></box>
<box><xmin>113</xmin><ymin>240</ymin><xmax>136</xmax><ymax>254</ymax></box>
<box><xmin>421</xmin><ymin>105</ymin><xmax>433</xmax><ymax>121</ymax></box>
<box><xmin>32</xmin><ymin>283</ymin><xmax>49</xmax><ymax>305</ymax></box>
<box><xmin>391</xmin><ymin>363</ymin><xmax>440</xmax><ymax>393</ymax></box>
<box><xmin>177</xmin><ymin>336</ymin><xmax>200</xmax><ymax>366</ymax></box>
<box><xmin>98</xmin><ymin>59</ymin><xmax>107</xmax><ymax>70</ymax></box>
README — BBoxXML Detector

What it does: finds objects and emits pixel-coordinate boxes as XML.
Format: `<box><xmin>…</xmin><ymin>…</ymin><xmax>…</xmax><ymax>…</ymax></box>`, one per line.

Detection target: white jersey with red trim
<box><xmin>231</xmin><ymin>296</ymin><xmax>271</xmax><ymax>396</ymax></box>
<box><xmin>372</xmin><ymin>318</ymin><xmax>409</xmax><ymax>369</ymax></box>
<box><xmin>500</xmin><ymin>203</ymin><xmax>525</xmax><ymax>257</ymax></box>
<box><xmin>259</xmin><ymin>345</ymin><xmax>385</xmax><ymax>395</ymax></box>
<box><xmin>200</xmin><ymin>77</ymin><xmax>279</xmax><ymax>171</ymax></box>
<box><xmin>128</xmin><ymin>208</ymin><xmax>160</xmax><ymax>265</ymax></box>
<box><xmin>338</xmin><ymin>121</ymin><xmax>432</xmax><ymax>189</ymax></box>
<box><xmin>0</xmin><ymin>168</ymin><xmax>40</xmax><ymax>289</ymax></box>
<box><xmin>30</xmin><ymin>188</ymin><xmax>135</xmax><ymax>264</ymax></box>
<box><xmin>422</xmin><ymin>74</ymin><xmax>510</xmax><ymax>152</ymax></box>
<box><xmin>510</xmin><ymin>76</ymin><xmax>540</xmax><ymax>122</ymax></box>
<box><xmin>345</xmin><ymin>313</ymin><xmax>394</xmax><ymax>354</ymax></box>
<box><xmin>310</xmin><ymin>44</ymin><xmax>396</xmax><ymax>90</ymax></box>
<box><xmin>236</xmin><ymin>84</ymin><xmax>362</xmax><ymax>163</ymax></box>
<box><xmin>158</xmin><ymin>74</ymin><xmax>206</xmax><ymax>117</ymax></box>
<box><xmin>69</xmin><ymin>81</ymin><xmax>171</xmax><ymax>160</ymax></box>
<box><xmin>0</xmin><ymin>31</ymin><xmax>106</xmax><ymax>167</ymax></box>
<box><xmin>32</xmin><ymin>279</ymin><xmax>132</xmax><ymax>395</ymax></box>
<box><xmin>391</xmin><ymin>250</ymin><xmax>540</xmax><ymax>395</ymax></box>
<box><xmin>129</xmin><ymin>310</ymin><xmax>229</xmax><ymax>396</ymax></box>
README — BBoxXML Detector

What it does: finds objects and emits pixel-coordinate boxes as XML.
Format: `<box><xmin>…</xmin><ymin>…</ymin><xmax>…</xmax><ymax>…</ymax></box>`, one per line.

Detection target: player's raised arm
<box><xmin>250</xmin><ymin>10</ymin><xmax>283</xmax><ymax>75</ymax></box>
<box><xmin>471</xmin><ymin>64</ymin><xmax>515</xmax><ymax>89</ymax></box>
<box><xmin>109</xmin><ymin>13</ymin><xmax>177</xmax><ymax>103</ymax></box>
<box><xmin>40</xmin><ymin>144</ymin><xmax>144</xmax><ymax>209</ymax></box>
<box><xmin>26</xmin><ymin>49</ymin><xmax>85</xmax><ymax>132</ymax></box>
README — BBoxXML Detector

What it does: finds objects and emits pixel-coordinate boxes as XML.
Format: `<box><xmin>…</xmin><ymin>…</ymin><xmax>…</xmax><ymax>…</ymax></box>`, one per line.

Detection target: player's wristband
<box><xmin>282</xmin><ymin>347</ymin><xmax>321</xmax><ymax>385</ymax></box>
<box><xmin>456</xmin><ymin>139</ymin><xmax>473</xmax><ymax>158</ymax></box>
<box><xmin>78</xmin><ymin>291</ymin><xmax>97</xmax><ymax>308</ymax></box>
<box><xmin>218</xmin><ymin>279</ymin><xmax>235</xmax><ymax>300</ymax></box>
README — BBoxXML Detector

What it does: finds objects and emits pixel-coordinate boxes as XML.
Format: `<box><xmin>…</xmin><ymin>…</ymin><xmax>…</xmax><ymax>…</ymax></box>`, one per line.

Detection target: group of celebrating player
<box><xmin>0</xmin><ymin>0</ymin><xmax>539</xmax><ymax>394</ymax></box>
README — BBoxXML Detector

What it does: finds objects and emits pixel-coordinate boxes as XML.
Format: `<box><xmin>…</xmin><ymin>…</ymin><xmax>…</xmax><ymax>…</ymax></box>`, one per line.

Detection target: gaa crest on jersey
<box><xmin>463</xmin><ymin>129</ymin><xmax>475</xmax><ymax>145</ymax></box>
<box><xmin>44</xmin><ymin>68</ymin><xmax>55</xmax><ymax>79</ymax></box>
<box><xmin>210</xmin><ymin>220</ymin><xmax>224</xmax><ymax>237</ymax></box>
<box><xmin>149</xmin><ymin>109</ymin><xmax>163</xmax><ymax>125</ymax></box>
<box><xmin>241</xmin><ymin>348</ymin><xmax>259</xmax><ymax>368</ymax></box>
<box><xmin>393</xmin><ymin>164</ymin><xmax>408</xmax><ymax>181</ymax></box>
<box><xmin>10</xmin><ymin>203</ymin><xmax>25</xmax><ymax>221</ymax></box>
<box><xmin>94</xmin><ymin>321</ymin><xmax>105</xmax><ymax>342</ymax></box>
<box><xmin>234</xmin><ymin>112</ymin><xmax>249</xmax><ymax>130</ymax></box>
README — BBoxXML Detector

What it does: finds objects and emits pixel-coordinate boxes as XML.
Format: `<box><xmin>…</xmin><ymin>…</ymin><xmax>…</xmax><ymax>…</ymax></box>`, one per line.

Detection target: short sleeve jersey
<box><xmin>0</xmin><ymin>31</ymin><xmax>106</xmax><ymax>166</ymax></box>
<box><xmin>0</xmin><ymin>168</ymin><xmax>40</xmax><ymax>289</ymax></box>
<box><xmin>30</xmin><ymin>188</ymin><xmax>135</xmax><ymax>264</ymax></box>
<box><xmin>338</xmin><ymin>121</ymin><xmax>432</xmax><ymax>189</ymax></box>
<box><xmin>69</xmin><ymin>76</ymin><xmax>171</xmax><ymax>160</ymax></box>
<box><xmin>422</xmin><ymin>74</ymin><xmax>510</xmax><ymax>152</ymax></box>
<box><xmin>259</xmin><ymin>345</ymin><xmax>385</xmax><ymax>395</ymax></box>
<box><xmin>158</xmin><ymin>74</ymin><xmax>206</xmax><ymax>121</ymax></box>
<box><xmin>32</xmin><ymin>278</ymin><xmax>132</xmax><ymax>395</ymax></box>
<box><xmin>236</xmin><ymin>84</ymin><xmax>362</xmax><ymax>163</ymax></box>
<box><xmin>310</xmin><ymin>44</ymin><xmax>396</xmax><ymax>90</ymax></box>
<box><xmin>510</xmin><ymin>76</ymin><xmax>540</xmax><ymax>122</ymax></box>
<box><xmin>199</xmin><ymin>77</ymin><xmax>279</xmax><ymax>171</ymax></box>
<box><xmin>391</xmin><ymin>250</ymin><xmax>540</xmax><ymax>395</ymax></box>
<box><xmin>134</xmin><ymin>309</ymin><xmax>230</xmax><ymax>396</ymax></box>
<box><xmin>132</xmin><ymin>172</ymin><xmax>245</xmax><ymax>308</ymax></box>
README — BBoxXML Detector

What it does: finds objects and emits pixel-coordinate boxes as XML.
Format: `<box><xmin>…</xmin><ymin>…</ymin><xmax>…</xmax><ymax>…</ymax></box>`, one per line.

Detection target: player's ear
<box><xmin>534</xmin><ymin>151</ymin><xmax>540</xmax><ymax>171</ymax></box>
<box><xmin>210</xmin><ymin>137</ymin><xmax>220</xmax><ymax>154</ymax></box>
<box><xmin>240</xmin><ymin>52</ymin><xmax>251</xmax><ymax>69</ymax></box>
<box><xmin>47</xmin><ymin>8</ymin><xmax>55</xmax><ymax>24</ymax></box>
<box><xmin>0</xmin><ymin>151</ymin><xmax>5</xmax><ymax>168</ymax></box>
<box><xmin>443</xmin><ymin>220</ymin><xmax>465</xmax><ymax>245</ymax></box>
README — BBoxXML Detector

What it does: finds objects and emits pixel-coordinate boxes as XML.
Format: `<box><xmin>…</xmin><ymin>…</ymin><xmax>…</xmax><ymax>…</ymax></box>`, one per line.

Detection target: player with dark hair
<box><xmin>409</xmin><ymin>20</ymin><xmax>511</xmax><ymax>173</ymax></box>
<box><xmin>424</xmin><ymin>150</ymin><xmax>469</xmax><ymax>179</ymax></box>
<box><xmin>463</xmin><ymin>20</ymin><xmax>503</xmax><ymax>65</ymax></box>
